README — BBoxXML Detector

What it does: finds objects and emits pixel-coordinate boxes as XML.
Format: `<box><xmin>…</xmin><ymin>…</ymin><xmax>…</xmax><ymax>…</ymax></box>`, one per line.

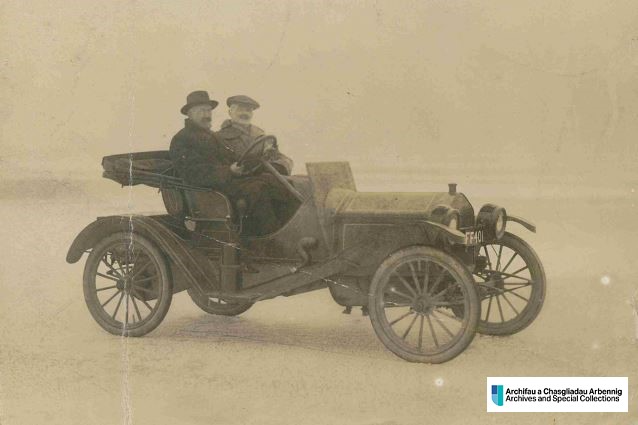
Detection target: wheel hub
<box><xmin>483</xmin><ymin>271</ymin><xmax>505</xmax><ymax>290</ymax></box>
<box><xmin>413</xmin><ymin>296</ymin><xmax>434</xmax><ymax>315</ymax></box>
<box><xmin>117</xmin><ymin>276</ymin><xmax>133</xmax><ymax>293</ymax></box>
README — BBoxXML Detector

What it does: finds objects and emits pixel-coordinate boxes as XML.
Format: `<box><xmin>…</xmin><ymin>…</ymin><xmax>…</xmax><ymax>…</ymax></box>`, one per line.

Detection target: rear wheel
<box><xmin>368</xmin><ymin>246</ymin><xmax>480</xmax><ymax>363</ymax></box>
<box><xmin>473</xmin><ymin>232</ymin><xmax>546</xmax><ymax>335</ymax></box>
<box><xmin>83</xmin><ymin>232</ymin><xmax>173</xmax><ymax>337</ymax></box>
<box><xmin>186</xmin><ymin>287</ymin><xmax>253</xmax><ymax>316</ymax></box>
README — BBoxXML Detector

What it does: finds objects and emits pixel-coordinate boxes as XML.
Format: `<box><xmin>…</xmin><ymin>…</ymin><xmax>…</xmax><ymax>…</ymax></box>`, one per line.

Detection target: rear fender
<box><xmin>66</xmin><ymin>215</ymin><xmax>219</xmax><ymax>295</ymax></box>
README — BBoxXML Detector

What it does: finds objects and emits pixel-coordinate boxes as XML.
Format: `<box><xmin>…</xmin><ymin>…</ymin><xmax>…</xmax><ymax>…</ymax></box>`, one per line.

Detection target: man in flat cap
<box><xmin>169</xmin><ymin>90</ymin><xmax>296</xmax><ymax>236</ymax></box>
<box><xmin>215</xmin><ymin>95</ymin><xmax>294</xmax><ymax>175</ymax></box>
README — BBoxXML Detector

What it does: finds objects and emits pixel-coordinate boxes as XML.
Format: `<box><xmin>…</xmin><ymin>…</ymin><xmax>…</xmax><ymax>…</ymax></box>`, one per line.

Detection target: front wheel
<box><xmin>368</xmin><ymin>246</ymin><xmax>480</xmax><ymax>364</ymax></box>
<box><xmin>473</xmin><ymin>232</ymin><xmax>546</xmax><ymax>335</ymax></box>
<box><xmin>83</xmin><ymin>232</ymin><xmax>173</xmax><ymax>337</ymax></box>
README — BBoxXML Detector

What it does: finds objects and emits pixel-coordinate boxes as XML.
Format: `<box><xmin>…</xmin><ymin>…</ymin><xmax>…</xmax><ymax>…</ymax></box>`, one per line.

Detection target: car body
<box><xmin>67</xmin><ymin>148</ymin><xmax>545</xmax><ymax>363</ymax></box>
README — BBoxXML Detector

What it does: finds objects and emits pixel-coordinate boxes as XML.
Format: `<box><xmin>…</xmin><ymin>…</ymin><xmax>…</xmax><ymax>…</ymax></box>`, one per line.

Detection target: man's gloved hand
<box><xmin>230</xmin><ymin>162</ymin><xmax>245</xmax><ymax>176</ymax></box>
<box><xmin>263</xmin><ymin>145</ymin><xmax>279</xmax><ymax>161</ymax></box>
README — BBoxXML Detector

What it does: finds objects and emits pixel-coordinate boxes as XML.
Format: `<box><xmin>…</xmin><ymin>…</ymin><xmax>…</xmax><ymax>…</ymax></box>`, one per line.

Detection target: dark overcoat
<box><xmin>169</xmin><ymin>119</ymin><xmax>297</xmax><ymax>236</ymax></box>
<box><xmin>215</xmin><ymin>119</ymin><xmax>294</xmax><ymax>175</ymax></box>
<box><xmin>169</xmin><ymin>119</ymin><xmax>236</xmax><ymax>191</ymax></box>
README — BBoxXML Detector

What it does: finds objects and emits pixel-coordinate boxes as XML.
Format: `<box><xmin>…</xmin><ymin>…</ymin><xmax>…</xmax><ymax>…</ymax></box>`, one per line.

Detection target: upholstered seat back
<box><xmin>161</xmin><ymin>188</ymin><xmax>232</xmax><ymax>222</ymax></box>
<box><xmin>161</xmin><ymin>188</ymin><xmax>186</xmax><ymax>217</ymax></box>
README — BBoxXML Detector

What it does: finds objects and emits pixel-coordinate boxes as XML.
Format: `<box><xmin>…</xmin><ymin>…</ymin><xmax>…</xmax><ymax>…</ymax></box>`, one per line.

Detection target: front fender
<box><xmin>419</xmin><ymin>220</ymin><xmax>466</xmax><ymax>244</ymax></box>
<box><xmin>66</xmin><ymin>215</ymin><xmax>219</xmax><ymax>294</ymax></box>
<box><xmin>507</xmin><ymin>215</ymin><xmax>536</xmax><ymax>233</ymax></box>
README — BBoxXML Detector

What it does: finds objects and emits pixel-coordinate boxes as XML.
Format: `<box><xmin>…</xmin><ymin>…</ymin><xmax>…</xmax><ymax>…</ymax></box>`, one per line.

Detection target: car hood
<box><xmin>325</xmin><ymin>188</ymin><xmax>474</xmax><ymax>225</ymax></box>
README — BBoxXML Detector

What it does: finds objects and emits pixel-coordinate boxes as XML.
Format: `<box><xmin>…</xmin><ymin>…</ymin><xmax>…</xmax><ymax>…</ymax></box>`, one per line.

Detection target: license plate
<box><xmin>464</xmin><ymin>230</ymin><xmax>483</xmax><ymax>245</ymax></box>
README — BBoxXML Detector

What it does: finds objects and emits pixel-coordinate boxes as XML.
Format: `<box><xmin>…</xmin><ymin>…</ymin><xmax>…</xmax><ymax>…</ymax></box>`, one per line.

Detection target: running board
<box><xmin>209</xmin><ymin>256</ymin><xmax>355</xmax><ymax>303</ymax></box>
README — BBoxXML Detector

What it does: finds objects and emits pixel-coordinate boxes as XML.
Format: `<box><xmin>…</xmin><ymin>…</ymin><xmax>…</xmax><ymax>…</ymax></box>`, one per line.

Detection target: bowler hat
<box><xmin>181</xmin><ymin>91</ymin><xmax>219</xmax><ymax>115</ymax></box>
<box><xmin>226</xmin><ymin>95</ymin><xmax>260</xmax><ymax>110</ymax></box>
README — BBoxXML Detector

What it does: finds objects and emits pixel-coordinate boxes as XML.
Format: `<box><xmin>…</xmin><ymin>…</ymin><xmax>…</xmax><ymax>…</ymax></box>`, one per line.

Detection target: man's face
<box><xmin>229</xmin><ymin>104</ymin><xmax>254</xmax><ymax>125</ymax></box>
<box><xmin>187</xmin><ymin>104</ymin><xmax>213</xmax><ymax>129</ymax></box>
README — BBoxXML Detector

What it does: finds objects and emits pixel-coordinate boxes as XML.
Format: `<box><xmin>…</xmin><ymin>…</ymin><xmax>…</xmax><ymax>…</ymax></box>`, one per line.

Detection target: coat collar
<box><xmin>220</xmin><ymin>119</ymin><xmax>266</xmax><ymax>138</ymax></box>
<box><xmin>221</xmin><ymin>119</ymin><xmax>250</xmax><ymax>134</ymax></box>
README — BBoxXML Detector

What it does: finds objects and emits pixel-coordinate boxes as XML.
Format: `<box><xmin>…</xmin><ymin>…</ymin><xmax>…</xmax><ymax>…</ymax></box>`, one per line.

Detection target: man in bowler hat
<box><xmin>169</xmin><ymin>90</ymin><xmax>297</xmax><ymax>236</ymax></box>
<box><xmin>215</xmin><ymin>95</ymin><xmax>293</xmax><ymax>175</ymax></box>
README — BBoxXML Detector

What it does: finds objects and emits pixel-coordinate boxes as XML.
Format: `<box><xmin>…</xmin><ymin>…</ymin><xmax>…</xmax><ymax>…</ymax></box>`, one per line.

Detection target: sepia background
<box><xmin>1</xmin><ymin>1</ymin><xmax>637</xmax><ymax>424</ymax></box>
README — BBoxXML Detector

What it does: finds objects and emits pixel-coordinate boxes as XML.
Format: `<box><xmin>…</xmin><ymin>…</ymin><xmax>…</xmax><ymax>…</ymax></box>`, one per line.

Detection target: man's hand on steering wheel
<box><xmin>262</xmin><ymin>144</ymin><xmax>277</xmax><ymax>160</ymax></box>
<box><xmin>234</xmin><ymin>135</ymin><xmax>305</xmax><ymax>203</ymax></box>
<box><xmin>234</xmin><ymin>135</ymin><xmax>276</xmax><ymax>176</ymax></box>
<box><xmin>230</xmin><ymin>162</ymin><xmax>246</xmax><ymax>176</ymax></box>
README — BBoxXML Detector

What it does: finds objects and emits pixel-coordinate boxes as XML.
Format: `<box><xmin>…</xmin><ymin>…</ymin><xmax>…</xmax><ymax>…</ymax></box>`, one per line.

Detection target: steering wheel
<box><xmin>236</xmin><ymin>135</ymin><xmax>276</xmax><ymax>173</ymax></box>
<box><xmin>236</xmin><ymin>135</ymin><xmax>305</xmax><ymax>203</ymax></box>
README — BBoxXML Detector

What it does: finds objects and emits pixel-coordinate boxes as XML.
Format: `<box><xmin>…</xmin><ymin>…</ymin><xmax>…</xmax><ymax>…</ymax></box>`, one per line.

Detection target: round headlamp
<box><xmin>477</xmin><ymin>204</ymin><xmax>507</xmax><ymax>240</ymax></box>
<box><xmin>445</xmin><ymin>210</ymin><xmax>460</xmax><ymax>230</ymax></box>
<box><xmin>431</xmin><ymin>205</ymin><xmax>461</xmax><ymax>230</ymax></box>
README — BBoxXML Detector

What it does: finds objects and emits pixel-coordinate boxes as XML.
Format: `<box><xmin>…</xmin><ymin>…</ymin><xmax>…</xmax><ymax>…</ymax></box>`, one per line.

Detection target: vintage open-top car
<box><xmin>66</xmin><ymin>137</ymin><xmax>546</xmax><ymax>363</ymax></box>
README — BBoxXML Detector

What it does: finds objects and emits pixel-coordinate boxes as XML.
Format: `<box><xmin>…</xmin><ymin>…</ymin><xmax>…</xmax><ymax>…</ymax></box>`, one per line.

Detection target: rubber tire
<box><xmin>368</xmin><ymin>246</ymin><xmax>480</xmax><ymax>364</ymax></box>
<box><xmin>83</xmin><ymin>232</ymin><xmax>173</xmax><ymax>337</ymax></box>
<box><xmin>187</xmin><ymin>287</ymin><xmax>253</xmax><ymax>316</ymax></box>
<box><xmin>477</xmin><ymin>232</ymin><xmax>546</xmax><ymax>336</ymax></box>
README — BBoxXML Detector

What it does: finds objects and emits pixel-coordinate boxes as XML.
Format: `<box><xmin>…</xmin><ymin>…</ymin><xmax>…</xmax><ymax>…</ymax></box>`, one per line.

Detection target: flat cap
<box><xmin>226</xmin><ymin>95</ymin><xmax>260</xmax><ymax>109</ymax></box>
